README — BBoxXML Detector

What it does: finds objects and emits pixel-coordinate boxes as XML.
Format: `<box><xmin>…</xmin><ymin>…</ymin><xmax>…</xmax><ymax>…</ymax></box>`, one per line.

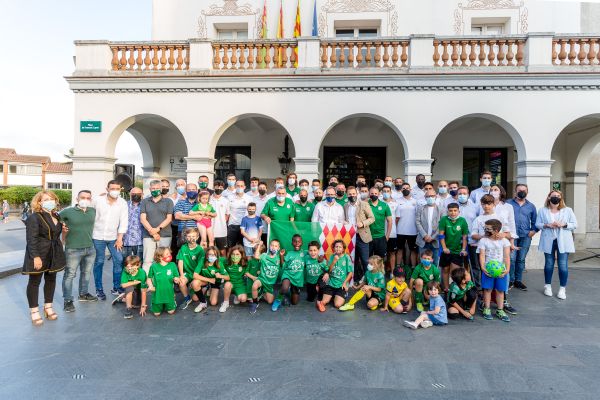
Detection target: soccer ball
<box><xmin>485</xmin><ymin>260</ymin><xmax>506</xmax><ymax>278</ymax></box>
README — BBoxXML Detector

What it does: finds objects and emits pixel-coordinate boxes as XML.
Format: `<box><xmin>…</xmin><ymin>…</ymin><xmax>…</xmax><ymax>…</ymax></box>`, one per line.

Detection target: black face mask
<box><xmin>370</xmin><ymin>195</ymin><xmax>379</xmax><ymax>202</ymax></box>
<box><xmin>314</xmin><ymin>196</ymin><xmax>323</xmax><ymax>202</ymax></box>
<box><xmin>258</xmin><ymin>189</ymin><xmax>267</xmax><ymax>196</ymax></box>
<box><xmin>161</xmin><ymin>188</ymin><xmax>169</xmax><ymax>195</ymax></box>
<box><xmin>449</xmin><ymin>189</ymin><xmax>458</xmax><ymax>197</ymax></box>
<box><xmin>347</xmin><ymin>195</ymin><xmax>357</xmax><ymax>203</ymax></box>
<box><xmin>214</xmin><ymin>188</ymin><xmax>223</xmax><ymax>195</ymax></box>
<box><xmin>402</xmin><ymin>189</ymin><xmax>410</xmax><ymax>197</ymax></box>
<box><xmin>416</xmin><ymin>182</ymin><xmax>425</xmax><ymax>189</ymax></box>
<box><xmin>394</xmin><ymin>184</ymin><xmax>402</xmax><ymax>191</ymax></box>
<box><xmin>299</xmin><ymin>196</ymin><xmax>308</xmax><ymax>203</ymax></box>
<box><xmin>336</xmin><ymin>190</ymin><xmax>344</xmax><ymax>198</ymax></box>
<box><xmin>549</xmin><ymin>196</ymin><xmax>561</xmax><ymax>205</ymax></box>
<box><xmin>517</xmin><ymin>191</ymin><xmax>527</xmax><ymax>199</ymax></box>
<box><xmin>130</xmin><ymin>194</ymin><xmax>142</xmax><ymax>203</ymax></box>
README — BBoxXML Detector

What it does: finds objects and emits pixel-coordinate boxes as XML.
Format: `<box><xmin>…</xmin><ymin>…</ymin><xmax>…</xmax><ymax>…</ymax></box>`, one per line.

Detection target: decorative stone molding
<box><xmin>197</xmin><ymin>0</ymin><xmax>260</xmax><ymax>38</ymax></box>
<box><xmin>319</xmin><ymin>0</ymin><xmax>398</xmax><ymax>37</ymax></box>
<box><xmin>454</xmin><ymin>0</ymin><xmax>528</xmax><ymax>35</ymax></box>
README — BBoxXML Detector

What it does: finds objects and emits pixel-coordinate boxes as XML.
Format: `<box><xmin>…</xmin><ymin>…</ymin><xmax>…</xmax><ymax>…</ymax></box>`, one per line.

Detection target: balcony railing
<box><xmin>74</xmin><ymin>34</ymin><xmax>600</xmax><ymax>76</ymax></box>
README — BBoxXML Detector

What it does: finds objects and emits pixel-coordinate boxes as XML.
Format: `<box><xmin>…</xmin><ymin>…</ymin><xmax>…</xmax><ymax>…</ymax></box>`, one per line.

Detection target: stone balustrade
<box><xmin>110</xmin><ymin>42</ymin><xmax>190</xmax><ymax>71</ymax></box>
<box><xmin>433</xmin><ymin>37</ymin><xmax>526</xmax><ymax>67</ymax></box>
<box><xmin>212</xmin><ymin>40</ymin><xmax>298</xmax><ymax>70</ymax></box>
<box><xmin>552</xmin><ymin>36</ymin><xmax>600</xmax><ymax>66</ymax></box>
<box><xmin>320</xmin><ymin>39</ymin><xmax>410</xmax><ymax>68</ymax></box>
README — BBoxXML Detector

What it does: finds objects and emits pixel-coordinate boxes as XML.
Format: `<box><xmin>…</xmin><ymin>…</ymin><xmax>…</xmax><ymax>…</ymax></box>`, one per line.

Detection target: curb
<box><xmin>0</xmin><ymin>266</ymin><xmax>21</xmax><ymax>279</ymax></box>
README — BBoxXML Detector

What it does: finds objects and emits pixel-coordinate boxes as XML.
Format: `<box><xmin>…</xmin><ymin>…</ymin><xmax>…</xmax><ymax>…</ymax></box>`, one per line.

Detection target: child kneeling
<box><xmin>447</xmin><ymin>267</ymin><xmax>477</xmax><ymax>320</ymax></box>
<box><xmin>403</xmin><ymin>281</ymin><xmax>447</xmax><ymax>329</ymax></box>
<box><xmin>120</xmin><ymin>255</ymin><xmax>148</xmax><ymax>319</ymax></box>
<box><xmin>339</xmin><ymin>255</ymin><xmax>386</xmax><ymax>311</ymax></box>
<box><xmin>382</xmin><ymin>266</ymin><xmax>412</xmax><ymax>314</ymax></box>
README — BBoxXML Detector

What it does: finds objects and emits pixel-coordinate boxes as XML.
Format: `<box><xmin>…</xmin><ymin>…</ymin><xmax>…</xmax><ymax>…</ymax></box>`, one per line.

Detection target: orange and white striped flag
<box><xmin>293</xmin><ymin>0</ymin><xmax>302</xmax><ymax>67</ymax></box>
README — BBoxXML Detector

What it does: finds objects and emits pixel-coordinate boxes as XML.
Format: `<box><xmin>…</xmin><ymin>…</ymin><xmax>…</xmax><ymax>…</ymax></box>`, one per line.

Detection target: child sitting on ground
<box><xmin>403</xmin><ymin>281</ymin><xmax>448</xmax><ymax>329</ymax></box>
<box><xmin>146</xmin><ymin>247</ymin><xmax>180</xmax><ymax>317</ymax></box>
<box><xmin>339</xmin><ymin>255</ymin><xmax>386</xmax><ymax>311</ymax></box>
<box><xmin>318</xmin><ymin>240</ymin><xmax>353</xmax><ymax>312</ymax></box>
<box><xmin>409</xmin><ymin>249</ymin><xmax>441</xmax><ymax>312</ymax></box>
<box><xmin>382</xmin><ymin>266</ymin><xmax>412</xmax><ymax>314</ymax></box>
<box><xmin>120</xmin><ymin>255</ymin><xmax>148</xmax><ymax>319</ymax></box>
<box><xmin>248</xmin><ymin>239</ymin><xmax>283</xmax><ymax>314</ymax></box>
<box><xmin>191</xmin><ymin>246</ymin><xmax>228</xmax><ymax>313</ymax></box>
<box><xmin>447</xmin><ymin>267</ymin><xmax>477</xmax><ymax>320</ymax></box>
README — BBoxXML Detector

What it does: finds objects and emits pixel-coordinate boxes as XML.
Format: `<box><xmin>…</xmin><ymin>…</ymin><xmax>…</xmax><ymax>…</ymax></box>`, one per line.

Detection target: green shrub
<box><xmin>51</xmin><ymin>190</ymin><xmax>73</xmax><ymax>207</ymax></box>
<box><xmin>0</xmin><ymin>186</ymin><xmax>39</xmax><ymax>206</ymax></box>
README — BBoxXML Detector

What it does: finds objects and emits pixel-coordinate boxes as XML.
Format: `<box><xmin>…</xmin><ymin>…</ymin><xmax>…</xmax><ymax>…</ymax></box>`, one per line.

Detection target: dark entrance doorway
<box><xmin>323</xmin><ymin>147</ymin><xmax>386</xmax><ymax>185</ymax></box>
<box><xmin>215</xmin><ymin>146</ymin><xmax>251</xmax><ymax>186</ymax></box>
<box><xmin>463</xmin><ymin>148</ymin><xmax>507</xmax><ymax>192</ymax></box>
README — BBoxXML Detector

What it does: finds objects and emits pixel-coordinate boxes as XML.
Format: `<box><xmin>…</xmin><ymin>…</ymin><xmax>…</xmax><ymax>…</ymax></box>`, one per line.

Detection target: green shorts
<box><xmin>151</xmin><ymin>301</ymin><xmax>176</xmax><ymax>314</ymax></box>
<box><xmin>280</xmin><ymin>272</ymin><xmax>304</xmax><ymax>288</ymax></box>
<box><xmin>230</xmin><ymin>280</ymin><xmax>247</xmax><ymax>296</ymax></box>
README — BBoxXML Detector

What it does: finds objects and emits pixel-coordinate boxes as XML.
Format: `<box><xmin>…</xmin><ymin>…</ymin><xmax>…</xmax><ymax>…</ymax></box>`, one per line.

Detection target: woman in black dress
<box><xmin>23</xmin><ymin>191</ymin><xmax>66</xmax><ymax>325</ymax></box>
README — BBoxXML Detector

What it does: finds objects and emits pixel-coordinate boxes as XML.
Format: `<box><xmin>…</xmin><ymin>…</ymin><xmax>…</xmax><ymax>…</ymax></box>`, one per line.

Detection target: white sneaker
<box><xmin>219</xmin><ymin>301</ymin><xmax>229</xmax><ymax>313</ymax></box>
<box><xmin>543</xmin><ymin>284</ymin><xmax>553</xmax><ymax>297</ymax></box>
<box><xmin>403</xmin><ymin>320</ymin><xmax>419</xmax><ymax>330</ymax></box>
<box><xmin>233</xmin><ymin>296</ymin><xmax>240</xmax><ymax>305</ymax></box>
<box><xmin>420</xmin><ymin>320</ymin><xmax>433</xmax><ymax>328</ymax></box>
<box><xmin>557</xmin><ymin>287</ymin><xmax>566</xmax><ymax>300</ymax></box>
<box><xmin>194</xmin><ymin>302</ymin><xmax>207</xmax><ymax>313</ymax></box>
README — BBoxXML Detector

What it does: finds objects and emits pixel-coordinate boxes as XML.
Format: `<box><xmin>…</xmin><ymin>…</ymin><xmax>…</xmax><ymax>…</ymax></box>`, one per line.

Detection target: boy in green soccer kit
<box><xmin>438</xmin><ymin>203</ymin><xmax>469</xmax><ymax>291</ymax></box>
<box><xmin>176</xmin><ymin>227</ymin><xmax>205</xmax><ymax>310</ymax></box>
<box><xmin>409</xmin><ymin>249</ymin><xmax>441</xmax><ymax>312</ymax></box>
<box><xmin>222</xmin><ymin>245</ymin><xmax>248</xmax><ymax>310</ymax></box>
<box><xmin>147</xmin><ymin>247</ymin><xmax>180</xmax><ymax>316</ymax></box>
<box><xmin>304</xmin><ymin>241</ymin><xmax>328</xmax><ymax>303</ymax></box>
<box><xmin>190</xmin><ymin>246</ymin><xmax>229</xmax><ymax>311</ymax></box>
<box><xmin>272</xmin><ymin>234</ymin><xmax>306</xmax><ymax>311</ymax></box>
<box><xmin>120</xmin><ymin>255</ymin><xmax>148</xmax><ymax>319</ymax></box>
<box><xmin>248</xmin><ymin>239</ymin><xmax>283</xmax><ymax>314</ymax></box>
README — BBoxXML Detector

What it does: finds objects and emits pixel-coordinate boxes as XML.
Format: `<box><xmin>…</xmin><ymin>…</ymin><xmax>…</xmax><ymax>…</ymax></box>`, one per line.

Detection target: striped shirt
<box><xmin>174</xmin><ymin>199</ymin><xmax>198</xmax><ymax>232</ymax></box>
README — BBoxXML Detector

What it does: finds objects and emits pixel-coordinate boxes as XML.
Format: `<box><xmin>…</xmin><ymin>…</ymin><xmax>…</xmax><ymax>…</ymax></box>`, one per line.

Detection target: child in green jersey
<box><xmin>146</xmin><ymin>247</ymin><xmax>180</xmax><ymax>317</ymax></box>
<box><xmin>447</xmin><ymin>267</ymin><xmax>477</xmax><ymax>320</ymax></box>
<box><xmin>304</xmin><ymin>241</ymin><xmax>327</xmax><ymax>304</ymax></box>
<box><xmin>409</xmin><ymin>249</ymin><xmax>441</xmax><ymax>312</ymax></box>
<box><xmin>339</xmin><ymin>255</ymin><xmax>386</xmax><ymax>311</ymax></box>
<box><xmin>221</xmin><ymin>245</ymin><xmax>248</xmax><ymax>312</ymax></box>
<box><xmin>120</xmin><ymin>255</ymin><xmax>147</xmax><ymax>319</ymax></box>
<box><xmin>272</xmin><ymin>234</ymin><xmax>306</xmax><ymax>311</ymax></box>
<box><xmin>191</xmin><ymin>246</ymin><xmax>229</xmax><ymax>313</ymax></box>
<box><xmin>248</xmin><ymin>239</ymin><xmax>283</xmax><ymax>314</ymax></box>
<box><xmin>176</xmin><ymin>227</ymin><xmax>205</xmax><ymax>310</ymax></box>
<box><xmin>245</xmin><ymin>242</ymin><xmax>265</xmax><ymax>301</ymax></box>
<box><xmin>319</xmin><ymin>240</ymin><xmax>353</xmax><ymax>312</ymax></box>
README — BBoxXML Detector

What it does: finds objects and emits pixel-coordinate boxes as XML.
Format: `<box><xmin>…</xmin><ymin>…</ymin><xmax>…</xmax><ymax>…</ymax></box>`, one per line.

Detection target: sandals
<box><xmin>30</xmin><ymin>309</ymin><xmax>43</xmax><ymax>326</ymax></box>
<box><xmin>43</xmin><ymin>304</ymin><xmax>58</xmax><ymax>321</ymax></box>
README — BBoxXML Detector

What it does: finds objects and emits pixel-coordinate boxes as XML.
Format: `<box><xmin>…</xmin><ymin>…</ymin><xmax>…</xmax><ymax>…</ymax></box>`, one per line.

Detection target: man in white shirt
<box><xmin>411</xmin><ymin>174</ymin><xmax>427</xmax><ymax>204</ymax></box>
<box><xmin>227</xmin><ymin>180</ymin><xmax>251</xmax><ymax>247</ymax></box>
<box><xmin>391</xmin><ymin>177</ymin><xmax>404</xmax><ymax>201</ymax></box>
<box><xmin>435</xmin><ymin>180</ymin><xmax>450</xmax><ymax>209</ymax></box>
<box><xmin>209</xmin><ymin>179</ymin><xmax>229</xmax><ymax>255</ymax></box>
<box><xmin>222</xmin><ymin>173</ymin><xmax>238</xmax><ymax>200</ymax></box>
<box><xmin>312</xmin><ymin>186</ymin><xmax>344</xmax><ymax>224</ymax></box>
<box><xmin>92</xmin><ymin>180</ymin><xmax>128</xmax><ymax>301</ymax></box>
<box><xmin>469</xmin><ymin>170</ymin><xmax>493</xmax><ymax>205</ymax></box>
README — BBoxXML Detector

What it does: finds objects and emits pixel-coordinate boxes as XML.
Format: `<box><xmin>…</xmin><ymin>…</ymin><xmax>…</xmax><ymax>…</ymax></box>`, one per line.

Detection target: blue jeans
<box><xmin>354</xmin><ymin>235</ymin><xmax>370</xmax><ymax>282</ymax></box>
<box><xmin>93</xmin><ymin>239</ymin><xmax>124</xmax><ymax>293</ymax></box>
<box><xmin>122</xmin><ymin>245</ymin><xmax>143</xmax><ymax>260</ymax></box>
<box><xmin>62</xmin><ymin>247</ymin><xmax>95</xmax><ymax>301</ymax></box>
<box><xmin>510</xmin><ymin>236</ymin><xmax>532</xmax><ymax>283</ymax></box>
<box><xmin>544</xmin><ymin>239</ymin><xmax>569</xmax><ymax>287</ymax></box>
<box><xmin>419</xmin><ymin>242</ymin><xmax>440</xmax><ymax>268</ymax></box>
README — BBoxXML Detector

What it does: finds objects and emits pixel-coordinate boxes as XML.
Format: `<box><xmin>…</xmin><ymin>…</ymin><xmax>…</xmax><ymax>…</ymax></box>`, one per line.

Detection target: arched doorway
<box><xmin>319</xmin><ymin>114</ymin><xmax>406</xmax><ymax>185</ymax></box>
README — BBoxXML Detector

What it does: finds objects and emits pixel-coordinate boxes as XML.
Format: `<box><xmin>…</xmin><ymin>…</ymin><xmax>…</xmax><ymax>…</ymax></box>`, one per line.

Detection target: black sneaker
<box><xmin>110</xmin><ymin>288</ymin><xmax>120</xmax><ymax>296</ymax></box>
<box><xmin>78</xmin><ymin>293</ymin><xmax>98</xmax><ymax>302</ymax></box>
<box><xmin>64</xmin><ymin>300</ymin><xmax>75</xmax><ymax>313</ymax></box>
<box><xmin>123</xmin><ymin>308</ymin><xmax>133</xmax><ymax>319</ymax></box>
<box><xmin>503</xmin><ymin>301</ymin><xmax>518</xmax><ymax>315</ymax></box>
<box><xmin>96</xmin><ymin>290</ymin><xmax>107</xmax><ymax>301</ymax></box>
<box><xmin>514</xmin><ymin>281</ymin><xmax>528</xmax><ymax>291</ymax></box>
<box><xmin>508</xmin><ymin>281</ymin><xmax>514</xmax><ymax>290</ymax></box>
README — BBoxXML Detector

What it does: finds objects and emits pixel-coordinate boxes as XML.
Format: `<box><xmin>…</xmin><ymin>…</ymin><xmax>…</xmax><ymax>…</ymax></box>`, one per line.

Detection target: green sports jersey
<box><xmin>327</xmin><ymin>254</ymin><xmax>353</xmax><ymax>289</ymax></box>
<box><xmin>305</xmin><ymin>256</ymin><xmax>327</xmax><ymax>284</ymax></box>
<box><xmin>261</xmin><ymin>198</ymin><xmax>296</xmax><ymax>221</ymax></box>
<box><xmin>120</xmin><ymin>267</ymin><xmax>148</xmax><ymax>289</ymax></box>
<box><xmin>293</xmin><ymin>202</ymin><xmax>315</xmax><ymax>222</ymax></box>
<box><xmin>282</xmin><ymin>249</ymin><xmax>306</xmax><ymax>287</ymax></box>
<box><xmin>368</xmin><ymin>200</ymin><xmax>392</xmax><ymax>239</ymax></box>
<box><xmin>176</xmin><ymin>244</ymin><xmax>205</xmax><ymax>278</ymax></box>
<box><xmin>439</xmin><ymin>216</ymin><xmax>469</xmax><ymax>254</ymax></box>
<box><xmin>364</xmin><ymin>270</ymin><xmax>386</xmax><ymax>300</ymax></box>
<box><xmin>411</xmin><ymin>263</ymin><xmax>441</xmax><ymax>284</ymax></box>
<box><xmin>335</xmin><ymin>196</ymin><xmax>348</xmax><ymax>206</ymax></box>
<box><xmin>246</xmin><ymin>258</ymin><xmax>260</xmax><ymax>294</ymax></box>
<box><xmin>191</xmin><ymin>202</ymin><xmax>215</xmax><ymax>214</ymax></box>
<box><xmin>148</xmin><ymin>262</ymin><xmax>179</xmax><ymax>304</ymax></box>
<box><xmin>258</xmin><ymin>253</ymin><xmax>281</xmax><ymax>286</ymax></box>
<box><xmin>286</xmin><ymin>186</ymin><xmax>300</xmax><ymax>197</ymax></box>
<box><xmin>224</xmin><ymin>261</ymin><xmax>247</xmax><ymax>287</ymax></box>
<box><xmin>195</xmin><ymin>257</ymin><xmax>228</xmax><ymax>282</ymax></box>
<box><xmin>448</xmin><ymin>280</ymin><xmax>475</xmax><ymax>304</ymax></box>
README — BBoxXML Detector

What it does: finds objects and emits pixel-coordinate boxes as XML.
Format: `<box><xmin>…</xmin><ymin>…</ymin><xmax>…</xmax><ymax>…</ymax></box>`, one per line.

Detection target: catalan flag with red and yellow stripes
<box><xmin>277</xmin><ymin>0</ymin><xmax>285</xmax><ymax>67</ymax></box>
<box><xmin>293</xmin><ymin>0</ymin><xmax>302</xmax><ymax>66</ymax></box>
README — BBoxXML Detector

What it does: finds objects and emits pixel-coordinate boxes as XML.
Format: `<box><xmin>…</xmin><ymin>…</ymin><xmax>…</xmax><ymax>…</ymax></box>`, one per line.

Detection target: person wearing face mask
<box><xmin>335</xmin><ymin>183</ymin><xmax>348</xmax><ymax>206</ymax></box>
<box><xmin>395</xmin><ymin>183</ymin><xmax>419</xmax><ymax>268</ymax></box>
<box><xmin>140</xmin><ymin>180</ymin><xmax>174</xmax><ymax>274</ymax></box>
<box><xmin>435</xmin><ymin>180</ymin><xmax>450</xmax><ymax>209</ymax></box>
<box><xmin>146</xmin><ymin>247</ymin><xmax>180</xmax><ymax>316</ymax></box>
<box><xmin>174</xmin><ymin>183</ymin><xmax>200</xmax><ymax>248</ymax></box>
<box><xmin>92</xmin><ymin>180</ymin><xmax>128</xmax><ymax>301</ymax></box>
<box><xmin>382</xmin><ymin>186</ymin><xmax>399</xmax><ymax>277</ymax></box>
<box><xmin>122</xmin><ymin>187</ymin><xmax>144</xmax><ymax>260</ymax></box>
<box><xmin>197</xmin><ymin>175</ymin><xmax>214</xmax><ymax>196</ymax></box>
<box><xmin>374</xmin><ymin>179</ymin><xmax>385</xmax><ymax>193</ymax></box>
<box><xmin>262</xmin><ymin>187</ymin><xmax>296</xmax><ymax>227</ymax></box>
<box><xmin>169</xmin><ymin>179</ymin><xmax>187</xmax><ymax>254</ymax></box>
<box><xmin>416</xmin><ymin>190</ymin><xmax>441</xmax><ymax>268</ymax></box>
<box><xmin>294</xmin><ymin>188</ymin><xmax>316</xmax><ymax>222</ymax></box>
<box><xmin>482</xmin><ymin>185</ymin><xmax>518</xmax><ymax>252</ymax></box>
<box><xmin>226</xmin><ymin>180</ymin><xmax>251</xmax><ymax>248</ymax></box>
<box><xmin>384</xmin><ymin>176</ymin><xmax>394</xmax><ymax>189</ymax></box>
<box><xmin>23</xmin><ymin>191</ymin><xmax>66</xmax><ymax>325</ymax></box>
<box><xmin>268</xmin><ymin>177</ymin><xmax>292</xmax><ymax>200</ymax></box>
<box><xmin>411</xmin><ymin>174</ymin><xmax>427</xmax><ymax>203</ymax></box>
<box><xmin>59</xmin><ymin>190</ymin><xmax>98</xmax><ymax>313</ymax></box>
<box><xmin>240</xmin><ymin>203</ymin><xmax>264</xmax><ymax>258</ymax></box>
<box><xmin>442</xmin><ymin>181</ymin><xmax>461</xmax><ymax>212</ymax></box>
<box><xmin>312</xmin><ymin>186</ymin><xmax>344</xmax><ymax>224</ymax></box>
<box><xmin>311</xmin><ymin>179</ymin><xmax>322</xmax><ymax>199</ymax></box>
<box><xmin>251</xmin><ymin>181</ymin><xmax>270</xmax><ymax>243</ymax></box>
<box><xmin>223</xmin><ymin>173</ymin><xmax>238</xmax><ymax>200</ymax></box>
<box><xmin>174</xmin><ymin>227</ymin><xmax>205</xmax><ymax>310</ymax></box>
<box><xmin>355</xmin><ymin>175</ymin><xmax>367</xmax><ymax>190</ymax></box>
<box><xmin>160</xmin><ymin>179</ymin><xmax>172</xmax><ymax>200</ymax></box>
<box><xmin>328</xmin><ymin>175</ymin><xmax>339</xmax><ymax>187</ymax></box>
<box><xmin>170</xmin><ymin>179</ymin><xmax>187</xmax><ymax>204</ymax></box>
<box><xmin>209</xmin><ymin>180</ymin><xmax>230</xmax><ymax>255</ymax></box>
<box><xmin>392</xmin><ymin>177</ymin><xmax>404</xmax><ymax>201</ymax></box>
<box><xmin>469</xmin><ymin>171</ymin><xmax>493</xmax><ymax>205</ymax></box>
<box><xmin>247</xmin><ymin>176</ymin><xmax>261</xmax><ymax>200</ymax></box>
<box><xmin>368</xmin><ymin>187</ymin><xmax>393</xmax><ymax>261</ymax></box>
<box><xmin>343</xmin><ymin>186</ymin><xmax>375</xmax><ymax>282</ymax></box>
<box><xmin>536</xmin><ymin>190</ymin><xmax>577</xmax><ymax>300</ymax></box>
<box><xmin>286</xmin><ymin>172</ymin><xmax>299</xmax><ymax>197</ymax></box>
<box><xmin>292</xmin><ymin>179</ymin><xmax>312</xmax><ymax>202</ymax></box>
<box><xmin>507</xmin><ymin>184</ymin><xmax>539</xmax><ymax>290</ymax></box>
<box><xmin>312</xmin><ymin>188</ymin><xmax>324</xmax><ymax>204</ymax></box>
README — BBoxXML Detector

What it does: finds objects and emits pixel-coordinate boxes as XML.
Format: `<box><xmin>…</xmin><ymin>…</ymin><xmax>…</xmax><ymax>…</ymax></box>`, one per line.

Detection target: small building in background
<box><xmin>0</xmin><ymin>148</ymin><xmax>72</xmax><ymax>189</ymax></box>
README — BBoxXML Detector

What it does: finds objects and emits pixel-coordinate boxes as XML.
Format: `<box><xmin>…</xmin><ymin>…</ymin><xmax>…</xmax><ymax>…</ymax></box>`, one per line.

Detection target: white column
<box><xmin>71</xmin><ymin>156</ymin><xmax>116</xmax><ymax>203</ymax></box>
<box><xmin>186</xmin><ymin>157</ymin><xmax>216</xmax><ymax>185</ymax></box>
<box><xmin>403</xmin><ymin>159</ymin><xmax>433</xmax><ymax>186</ymax></box>
<box><xmin>525</xmin><ymin>32</ymin><xmax>555</xmax><ymax>73</ymax></box>
<box><xmin>565</xmin><ymin>171</ymin><xmax>588</xmax><ymax>239</ymax></box>
<box><xmin>188</xmin><ymin>39</ymin><xmax>214</xmax><ymax>71</ymax></box>
<box><xmin>74</xmin><ymin>40</ymin><xmax>112</xmax><ymax>74</ymax></box>
<box><xmin>293</xmin><ymin>157</ymin><xmax>320</xmax><ymax>181</ymax></box>
<box><xmin>296</xmin><ymin>37</ymin><xmax>321</xmax><ymax>71</ymax></box>
<box><xmin>408</xmin><ymin>34</ymin><xmax>435</xmax><ymax>70</ymax></box>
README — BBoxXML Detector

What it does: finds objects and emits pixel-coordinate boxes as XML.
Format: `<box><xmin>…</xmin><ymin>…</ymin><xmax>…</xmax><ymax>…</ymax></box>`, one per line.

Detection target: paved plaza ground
<box><xmin>0</xmin><ymin>253</ymin><xmax>599</xmax><ymax>399</ymax></box>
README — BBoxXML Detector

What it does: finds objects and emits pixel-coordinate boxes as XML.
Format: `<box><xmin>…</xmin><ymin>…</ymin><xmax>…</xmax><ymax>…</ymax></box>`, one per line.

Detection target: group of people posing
<box><xmin>23</xmin><ymin>171</ymin><xmax>577</xmax><ymax>329</ymax></box>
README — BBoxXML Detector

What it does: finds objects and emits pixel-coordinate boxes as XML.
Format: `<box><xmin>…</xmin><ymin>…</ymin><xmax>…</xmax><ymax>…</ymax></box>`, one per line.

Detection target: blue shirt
<box><xmin>469</xmin><ymin>187</ymin><xmax>490</xmax><ymax>205</ymax></box>
<box><xmin>506</xmin><ymin>198</ymin><xmax>538</xmax><ymax>238</ymax></box>
<box><xmin>123</xmin><ymin>201</ymin><xmax>142</xmax><ymax>246</ymax></box>
<box><xmin>240</xmin><ymin>215</ymin><xmax>263</xmax><ymax>247</ymax></box>
<box><xmin>428</xmin><ymin>295</ymin><xmax>448</xmax><ymax>325</ymax></box>
<box><xmin>174</xmin><ymin>199</ymin><xmax>198</xmax><ymax>232</ymax></box>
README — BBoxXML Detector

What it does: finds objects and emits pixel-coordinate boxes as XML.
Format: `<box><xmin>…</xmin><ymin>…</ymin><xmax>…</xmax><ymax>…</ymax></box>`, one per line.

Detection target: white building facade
<box><xmin>68</xmin><ymin>0</ymin><xmax>600</xmax><ymax>248</ymax></box>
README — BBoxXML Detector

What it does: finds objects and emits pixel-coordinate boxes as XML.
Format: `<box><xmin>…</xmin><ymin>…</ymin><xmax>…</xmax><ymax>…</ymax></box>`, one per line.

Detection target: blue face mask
<box><xmin>42</xmin><ymin>200</ymin><xmax>56</xmax><ymax>212</ymax></box>
<box><xmin>269</xmin><ymin>248</ymin><xmax>278</xmax><ymax>255</ymax></box>
<box><xmin>227</xmin><ymin>180</ymin><xmax>236</xmax><ymax>187</ymax></box>
<box><xmin>382</xmin><ymin>193</ymin><xmax>391</xmax><ymax>200</ymax></box>
<box><xmin>311</xmin><ymin>185</ymin><xmax>319</xmax><ymax>192</ymax></box>
<box><xmin>176</xmin><ymin>187</ymin><xmax>186</xmax><ymax>195</ymax></box>
<box><xmin>438</xmin><ymin>187</ymin><xmax>447</xmax><ymax>194</ymax></box>
<box><xmin>457</xmin><ymin>194</ymin><xmax>468</xmax><ymax>204</ymax></box>
<box><xmin>384</xmin><ymin>181</ymin><xmax>393</xmax><ymax>187</ymax></box>
<box><xmin>426</xmin><ymin>197</ymin><xmax>435</xmax><ymax>206</ymax></box>
<box><xmin>186</xmin><ymin>191</ymin><xmax>198</xmax><ymax>200</ymax></box>
<box><xmin>207</xmin><ymin>255</ymin><xmax>217</xmax><ymax>263</ymax></box>
<box><xmin>482</xmin><ymin>178</ymin><xmax>492</xmax><ymax>187</ymax></box>
<box><xmin>236</xmin><ymin>188</ymin><xmax>244</xmax><ymax>194</ymax></box>
<box><xmin>421</xmin><ymin>259</ymin><xmax>432</xmax><ymax>267</ymax></box>
<box><xmin>326</xmin><ymin>196</ymin><xmax>335</xmax><ymax>203</ymax></box>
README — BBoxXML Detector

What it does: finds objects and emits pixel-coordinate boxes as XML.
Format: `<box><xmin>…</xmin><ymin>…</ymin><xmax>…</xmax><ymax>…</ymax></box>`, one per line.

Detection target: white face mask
<box><xmin>288</xmin><ymin>178</ymin><xmax>296</xmax><ymax>185</ymax></box>
<box><xmin>108</xmin><ymin>190</ymin><xmax>120</xmax><ymax>199</ymax></box>
<box><xmin>367</xmin><ymin>264</ymin><xmax>374</xmax><ymax>271</ymax></box>
<box><xmin>78</xmin><ymin>199</ymin><xmax>91</xmax><ymax>209</ymax></box>
<box><xmin>491</xmin><ymin>191</ymin><xmax>500</xmax><ymax>199</ymax></box>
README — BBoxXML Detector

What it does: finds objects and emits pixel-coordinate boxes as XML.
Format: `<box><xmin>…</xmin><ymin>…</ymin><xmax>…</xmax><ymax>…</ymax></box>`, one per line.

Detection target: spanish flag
<box><xmin>277</xmin><ymin>0</ymin><xmax>284</xmax><ymax>67</ymax></box>
<box><xmin>259</xmin><ymin>0</ymin><xmax>268</xmax><ymax>68</ymax></box>
<box><xmin>293</xmin><ymin>0</ymin><xmax>302</xmax><ymax>67</ymax></box>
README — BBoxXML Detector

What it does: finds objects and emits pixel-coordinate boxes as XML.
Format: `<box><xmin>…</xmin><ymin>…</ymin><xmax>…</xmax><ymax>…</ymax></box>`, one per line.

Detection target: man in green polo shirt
<box><xmin>60</xmin><ymin>190</ymin><xmax>98</xmax><ymax>312</ymax></box>
<box><xmin>293</xmin><ymin>188</ymin><xmax>315</xmax><ymax>222</ymax></box>
<box><xmin>261</xmin><ymin>187</ymin><xmax>296</xmax><ymax>225</ymax></box>
<box><xmin>335</xmin><ymin>183</ymin><xmax>348</xmax><ymax>206</ymax></box>
<box><xmin>367</xmin><ymin>186</ymin><xmax>392</xmax><ymax>259</ymax></box>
